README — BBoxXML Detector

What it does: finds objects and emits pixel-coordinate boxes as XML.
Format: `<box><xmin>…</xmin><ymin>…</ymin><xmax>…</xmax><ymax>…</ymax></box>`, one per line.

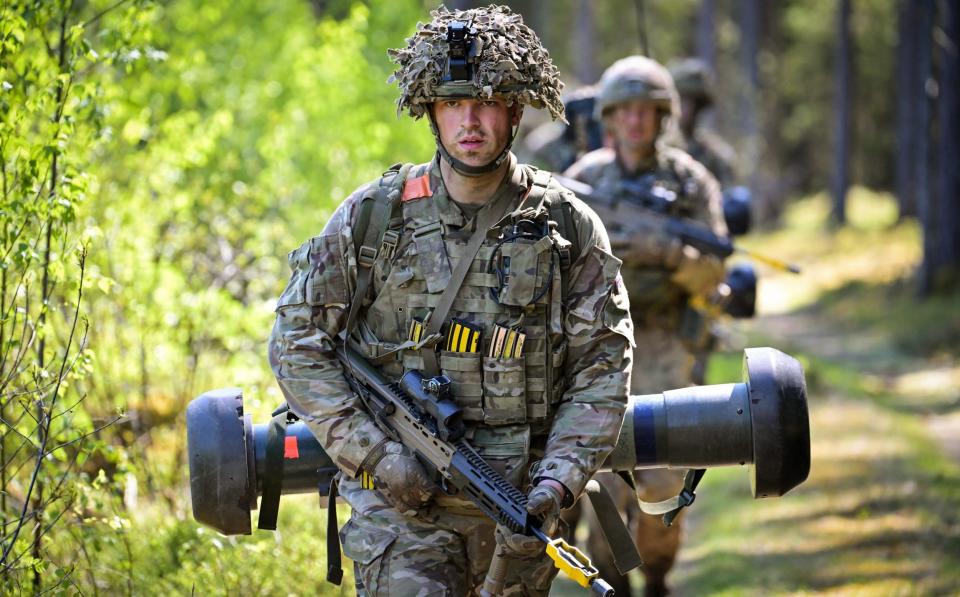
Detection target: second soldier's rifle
<box><xmin>336</xmin><ymin>341</ymin><xmax>615</xmax><ymax>596</ymax></box>
<box><xmin>554</xmin><ymin>174</ymin><xmax>801</xmax><ymax>274</ymax></box>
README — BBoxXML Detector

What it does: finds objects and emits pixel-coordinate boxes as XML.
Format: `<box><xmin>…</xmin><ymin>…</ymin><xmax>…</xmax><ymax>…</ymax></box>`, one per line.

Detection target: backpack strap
<box><xmin>325</xmin><ymin>164</ymin><xmax>411</xmax><ymax>586</ymax></box>
<box><xmin>344</xmin><ymin>163</ymin><xmax>413</xmax><ymax>338</ymax></box>
<box><xmin>549</xmin><ymin>199</ymin><xmax>581</xmax><ymax>272</ymax></box>
<box><xmin>528</xmin><ymin>167</ymin><xmax>582</xmax><ymax>300</ymax></box>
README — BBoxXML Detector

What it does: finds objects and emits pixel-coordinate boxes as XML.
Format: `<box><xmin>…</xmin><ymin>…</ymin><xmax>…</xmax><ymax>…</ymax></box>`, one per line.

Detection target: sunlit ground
<box><xmin>556</xmin><ymin>188</ymin><xmax>960</xmax><ymax>596</ymax></box>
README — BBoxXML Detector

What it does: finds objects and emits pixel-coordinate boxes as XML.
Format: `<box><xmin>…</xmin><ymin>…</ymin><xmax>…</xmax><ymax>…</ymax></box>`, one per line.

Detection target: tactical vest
<box><xmin>351</xmin><ymin>163</ymin><xmax>580</xmax><ymax>439</ymax></box>
<box><xmin>588</xmin><ymin>155</ymin><xmax>699</xmax><ymax>326</ymax></box>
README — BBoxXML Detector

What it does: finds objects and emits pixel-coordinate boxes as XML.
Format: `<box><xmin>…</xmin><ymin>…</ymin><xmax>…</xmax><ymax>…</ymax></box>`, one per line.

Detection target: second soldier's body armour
<box><xmin>564</xmin><ymin>145</ymin><xmax>726</xmax><ymax>330</ymax></box>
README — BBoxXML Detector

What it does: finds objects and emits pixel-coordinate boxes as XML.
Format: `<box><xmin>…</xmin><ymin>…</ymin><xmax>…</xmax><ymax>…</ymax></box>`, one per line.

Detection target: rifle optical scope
<box><xmin>187</xmin><ymin>347</ymin><xmax>809</xmax><ymax>536</ymax></box>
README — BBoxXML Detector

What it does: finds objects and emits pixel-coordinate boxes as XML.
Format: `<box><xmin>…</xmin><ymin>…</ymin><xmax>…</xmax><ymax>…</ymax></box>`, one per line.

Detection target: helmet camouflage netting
<box><xmin>388</xmin><ymin>5</ymin><xmax>566</xmax><ymax>123</ymax></box>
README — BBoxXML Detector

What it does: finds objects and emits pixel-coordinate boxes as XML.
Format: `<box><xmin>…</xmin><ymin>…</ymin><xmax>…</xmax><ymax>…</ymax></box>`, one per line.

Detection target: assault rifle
<box><xmin>553</xmin><ymin>174</ymin><xmax>800</xmax><ymax>274</ymax></box>
<box><xmin>336</xmin><ymin>341</ymin><xmax>615</xmax><ymax>596</ymax></box>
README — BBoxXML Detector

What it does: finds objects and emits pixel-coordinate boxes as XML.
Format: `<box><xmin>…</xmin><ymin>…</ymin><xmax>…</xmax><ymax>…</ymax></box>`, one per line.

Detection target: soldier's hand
<box><xmin>494</xmin><ymin>481</ymin><xmax>564</xmax><ymax>558</ymax></box>
<box><xmin>527</xmin><ymin>481</ymin><xmax>563</xmax><ymax>534</ymax></box>
<box><xmin>370</xmin><ymin>441</ymin><xmax>435</xmax><ymax>515</ymax></box>
<box><xmin>670</xmin><ymin>245</ymin><xmax>725</xmax><ymax>297</ymax></box>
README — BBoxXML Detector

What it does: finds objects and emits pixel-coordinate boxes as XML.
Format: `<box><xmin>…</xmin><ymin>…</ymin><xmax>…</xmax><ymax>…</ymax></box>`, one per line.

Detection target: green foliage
<box><xmin>1</xmin><ymin>0</ymin><xmax>156</xmax><ymax>587</ymax></box>
<box><xmin>765</xmin><ymin>0</ymin><xmax>898</xmax><ymax>192</ymax></box>
<box><xmin>2</xmin><ymin>0</ymin><xmax>433</xmax><ymax>591</ymax></box>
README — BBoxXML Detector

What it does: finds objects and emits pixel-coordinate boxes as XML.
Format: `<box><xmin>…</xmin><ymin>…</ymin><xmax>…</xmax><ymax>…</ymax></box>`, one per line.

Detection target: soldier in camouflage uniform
<box><xmin>668</xmin><ymin>58</ymin><xmax>737</xmax><ymax>189</ymax></box>
<box><xmin>518</xmin><ymin>86</ymin><xmax>605</xmax><ymax>174</ymax></box>
<box><xmin>563</xmin><ymin>56</ymin><xmax>727</xmax><ymax>597</ymax></box>
<box><xmin>668</xmin><ymin>58</ymin><xmax>740</xmax><ymax>385</ymax></box>
<box><xmin>268</xmin><ymin>6</ymin><xmax>633</xmax><ymax>595</ymax></box>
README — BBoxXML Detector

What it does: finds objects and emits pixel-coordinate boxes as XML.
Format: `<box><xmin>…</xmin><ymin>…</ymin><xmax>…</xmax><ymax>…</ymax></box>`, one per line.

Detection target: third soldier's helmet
<box><xmin>594</xmin><ymin>55</ymin><xmax>679</xmax><ymax>128</ymax></box>
<box><xmin>669</xmin><ymin>57</ymin><xmax>715</xmax><ymax>105</ymax></box>
<box><xmin>388</xmin><ymin>5</ymin><xmax>565</xmax><ymax>175</ymax></box>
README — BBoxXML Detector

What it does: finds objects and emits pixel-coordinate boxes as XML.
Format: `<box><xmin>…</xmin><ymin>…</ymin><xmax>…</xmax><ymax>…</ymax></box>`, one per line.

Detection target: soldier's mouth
<box><xmin>458</xmin><ymin>136</ymin><xmax>486</xmax><ymax>149</ymax></box>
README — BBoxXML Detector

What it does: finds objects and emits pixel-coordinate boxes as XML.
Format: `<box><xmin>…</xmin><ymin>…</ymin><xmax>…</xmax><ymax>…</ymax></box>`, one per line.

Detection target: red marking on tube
<box><xmin>284</xmin><ymin>435</ymin><xmax>299</xmax><ymax>459</ymax></box>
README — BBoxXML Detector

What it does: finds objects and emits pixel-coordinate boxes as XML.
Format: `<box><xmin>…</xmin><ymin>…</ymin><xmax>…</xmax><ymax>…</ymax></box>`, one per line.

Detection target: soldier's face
<box><xmin>433</xmin><ymin>98</ymin><xmax>520</xmax><ymax>167</ymax></box>
<box><xmin>608</xmin><ymin>100</ymin><xmax>659</xmax><ymax>153</ymax></box>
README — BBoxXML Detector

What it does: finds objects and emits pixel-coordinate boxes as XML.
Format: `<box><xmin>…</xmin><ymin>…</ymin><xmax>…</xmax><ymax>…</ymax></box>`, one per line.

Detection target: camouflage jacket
<box><xmin>269</xmin><ymin>157</ymin><xmax>633</xmax><ymax>504</ymax></box>
<box><xmin>677</xmin><ymin>128</ymin><xmax>737</xmax><ymax>188</ymax></box>
<box><xmin>563</xmin><ymin>145</ymin><xmax>726</xmax><ymax>326</ymax></box>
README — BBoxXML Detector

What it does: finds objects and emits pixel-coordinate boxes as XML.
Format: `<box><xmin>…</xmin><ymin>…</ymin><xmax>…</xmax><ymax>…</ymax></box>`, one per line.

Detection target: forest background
<box><xmin>2</xmin><ymin>0</ymin><xmax>958</xmax><ymax>595</ymax></box>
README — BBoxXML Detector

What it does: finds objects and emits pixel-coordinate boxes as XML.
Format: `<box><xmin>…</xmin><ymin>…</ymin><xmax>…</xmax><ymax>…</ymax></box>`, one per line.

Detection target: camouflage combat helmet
<box><xmin>388</xmin><ymin>4</ymin><xmax>565</xmax><ymax>176</ymax></box>
<box><xmin>669</xmin><ymin>57</ymin><xmax>714</xmax><ymax>104</ymax></box>
<box><xmin>594</xmin><ymin>55</ymin><xmax>680</xmax><ymax>126</ymax></box>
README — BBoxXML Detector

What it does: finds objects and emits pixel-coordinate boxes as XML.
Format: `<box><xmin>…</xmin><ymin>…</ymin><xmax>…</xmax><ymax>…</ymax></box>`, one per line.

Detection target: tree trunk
<box><xmin>926</xmin><ymin>0</ymin><xmax>960</xmax><ymax>292</ymax></box>
<box><xmin>634</xmin><ymin>0</ymin><xmax>650</xmax><ymax>57</ymax></box>
<box><xmin>737</xmin><ymin>0</ymin><xmax>764</xmax><ymax>217</ymax></box>
<box><xmin>896</xmin><ymin>0</ymin><xmax>920</xmax><ymax>219</ymax></box>
<box><xmin>831</xmin><ymin>0</ymin><xmax>853</xmax><ymax>225</ymax></box>
<box><xmin>916</xmin><ymin>0</ymin><xmax>935</xmax><ymax>294</ymax></box>
<box><xmin>574</xmin><ymin>0</ymin><xmax>598</xmax><ymax>85</ymax></box>
<box><xmin>696</xmin><ymin>0</ymin><xmax>717</xmax><ymax>70</ymax></box>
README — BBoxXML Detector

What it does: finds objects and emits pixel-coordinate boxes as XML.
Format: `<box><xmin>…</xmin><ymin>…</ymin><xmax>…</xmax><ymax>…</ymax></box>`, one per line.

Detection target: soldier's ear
<box><xmin>511</xmin><ymin>104</ymin><xmax>524</xmax><ymax>127</ymax></box>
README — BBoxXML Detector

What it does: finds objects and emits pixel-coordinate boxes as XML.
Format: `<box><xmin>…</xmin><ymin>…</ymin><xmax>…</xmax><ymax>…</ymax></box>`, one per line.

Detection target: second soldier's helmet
<box><xmin>594</xmin><ymin>55</ymin><xmax>680</xmax><ymax>126</ymax></box>
<box><xmin>388</xmin><ymin>5</ymin><xmax>566</xmax><ymax>123</ymax></box>
<box><xmin>669</xmin><ymin>57</ymin><xmax>715</xmax><ymax>105</ymax></box>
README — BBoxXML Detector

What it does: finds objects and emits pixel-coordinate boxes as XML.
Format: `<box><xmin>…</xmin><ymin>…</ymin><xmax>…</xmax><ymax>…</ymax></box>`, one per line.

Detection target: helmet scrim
<box><xmin>388</xmin><ymin>5</ymin><xmax>566</xmax><ymax>123</ymax></box>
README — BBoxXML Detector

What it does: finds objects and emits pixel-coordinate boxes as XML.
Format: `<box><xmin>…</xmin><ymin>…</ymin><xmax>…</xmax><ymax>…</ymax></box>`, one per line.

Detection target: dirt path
<box><xmin>745</xmin><ymin>307</ymin><xmax>960</xmax><ymax>468</ymax></box>
<box><xmin>668</xmin><ymin>307</ymin><xmax>960</xmax><ymax>596</ymax></box>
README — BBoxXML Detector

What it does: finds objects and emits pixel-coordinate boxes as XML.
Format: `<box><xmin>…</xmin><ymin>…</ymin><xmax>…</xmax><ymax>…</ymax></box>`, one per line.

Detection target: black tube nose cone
<box><xmin>187</xmin><ymin>388</ymin><xmax>253</xmax><ymax>535</ymax></box>
<box><xmin>744</xmin><ymin>348</ymin><xmax>811</xmax><ymax>498</ymax></box>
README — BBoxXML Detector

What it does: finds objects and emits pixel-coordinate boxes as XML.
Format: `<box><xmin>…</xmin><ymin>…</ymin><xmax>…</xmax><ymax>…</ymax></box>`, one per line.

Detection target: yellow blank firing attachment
<box><xmin>545</xmin><ymin>538</ymin><xmax>600</xmax><ymax>589</ymax></box>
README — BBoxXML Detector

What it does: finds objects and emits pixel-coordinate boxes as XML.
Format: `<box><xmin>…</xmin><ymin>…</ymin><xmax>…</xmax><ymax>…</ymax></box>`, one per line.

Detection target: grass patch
<box><xmin>682</xmin><ymin>349</ymin><xmax>960</xmax><ymax>596</ymax></box>
<box><xmin>680</xmin><ymin>189</ymin><xmax>960</xmax><ymax>595</ymax></box>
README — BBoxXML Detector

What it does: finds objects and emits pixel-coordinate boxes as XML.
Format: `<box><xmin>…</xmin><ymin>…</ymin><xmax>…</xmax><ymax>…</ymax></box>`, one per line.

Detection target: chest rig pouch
<box><xmin>412</xmin><ymin>220</ymin><xmax>453</xmax><ymax>294</ymax></box>
<box><xmin>488</xmin><ymin>212</ymin><xmax>558</xmax><ymax>308</ymax></box>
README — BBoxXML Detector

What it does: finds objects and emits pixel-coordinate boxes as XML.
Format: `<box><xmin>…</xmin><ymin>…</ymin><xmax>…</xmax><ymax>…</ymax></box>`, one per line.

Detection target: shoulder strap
<box><xmin>540</xmin><ymin>172</ymin><xmax>584</xmax><ymax>304</ymax></box>
<box><xmin>549</xmin><ymin>199</ymin><xmax>581</xmax><ymax>270</ymax></box>
<box><xmin>344</xmin><ymin>163</ymin><xmax>413</xmax><ymax>337</ymax></box>
<box><xmin>524</xmin><ymin>167</ymin><xmax>552</xmax><ymax>209</ymax></box>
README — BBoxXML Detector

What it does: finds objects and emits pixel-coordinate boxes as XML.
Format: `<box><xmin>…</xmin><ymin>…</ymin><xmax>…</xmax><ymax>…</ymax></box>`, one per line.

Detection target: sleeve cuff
<box><xmin>533</xmin><ymin>461</ymin><xmax>586</xmax><ymax>509</ymax></box>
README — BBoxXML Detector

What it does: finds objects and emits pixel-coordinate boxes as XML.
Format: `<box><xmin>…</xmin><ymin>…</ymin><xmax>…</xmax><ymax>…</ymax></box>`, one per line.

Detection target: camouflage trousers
<box><xmin>564</xmin><ymin>326</ymin><xmax>693</xmax><ymax>596</ymax></box>
<box><xmin>631</xmin><ymin>326</ymin><xmax>692</xmax><ymax>593</ymax></box>
<box><xmin>338</xmin><ymin>477</ymin><xmax>558</xmax><ymax>596</ymax></box>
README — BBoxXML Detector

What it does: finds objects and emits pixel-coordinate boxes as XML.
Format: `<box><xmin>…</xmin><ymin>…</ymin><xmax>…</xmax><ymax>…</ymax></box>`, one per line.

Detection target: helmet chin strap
<box><xmin>428</xmin><ymin>112</ymin><xmax>517</xmax><ymax>177</ymax></box>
